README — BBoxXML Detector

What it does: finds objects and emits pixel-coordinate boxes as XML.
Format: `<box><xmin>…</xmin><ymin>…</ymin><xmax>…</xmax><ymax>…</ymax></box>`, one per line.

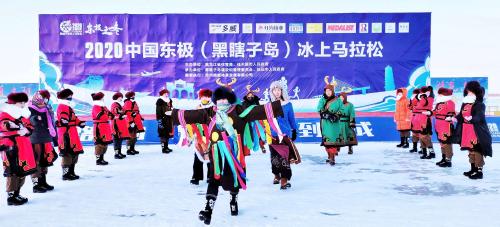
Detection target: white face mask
<box><xmin>463</xmin><ymin>93</ymin><xmax>477</xmax><ymax>103</ymax></box>
<box><xmin>435</xmin><ymin>94</ymin><xmax>452</xmax><ymax>103</ymax></box>
<box><xmin>93</xmin><ymin>100</ymin><xmax>105</xmax><ymax>107</ymax></box>
<box><xmin>396</xmin><ymin>93</ymin><xmax>403</xmax><ymax>101</ymax></box>
<box><xmin>425</xmin><ymin>91</ymin><xmax>431</xmax><ymax>97</ymax></box>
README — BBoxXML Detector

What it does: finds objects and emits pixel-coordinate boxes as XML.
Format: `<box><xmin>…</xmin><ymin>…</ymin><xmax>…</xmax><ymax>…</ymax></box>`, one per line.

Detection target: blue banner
<box><xmin>39</xmin><ymin>13</ymin><xmax>431</xmax><ymax>115</ymax></box>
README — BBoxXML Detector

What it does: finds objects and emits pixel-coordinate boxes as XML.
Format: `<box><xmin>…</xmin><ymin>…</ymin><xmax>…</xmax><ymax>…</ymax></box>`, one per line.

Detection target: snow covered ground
<box><xmin>1</xmin><ymin>142</ymin><xmax>500</xmax><ymax>227</ymax></box>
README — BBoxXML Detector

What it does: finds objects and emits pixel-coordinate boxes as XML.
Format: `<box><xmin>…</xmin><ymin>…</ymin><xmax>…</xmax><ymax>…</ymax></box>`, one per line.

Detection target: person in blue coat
<box><xmin>269</xmin><ymin>80</ymin><xmax>301</xmax><ymax>190</ymax></box>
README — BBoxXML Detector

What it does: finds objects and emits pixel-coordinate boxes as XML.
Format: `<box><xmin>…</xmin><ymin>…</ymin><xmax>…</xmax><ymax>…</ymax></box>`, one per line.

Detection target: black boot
<box><xmin>69</xmin><ymin>164</ymin><xmax>80</xmax><ymax>179</ymax></box>
<box><xmin>32</xmin><ymin>177</ymin><xmax>47</xmax><ymax>193</ymax></box>
<box><xmin>40</xmin><ymin>174</ymin><xmax>54</xmax><ymax>191</ymax></box>
<box><xmin>161</xmin><ymin>142</ymin><xmax>168</xmax><ymax>154</ymax></box>
<box><xmin>425</xmin><ymin>148</ymin><xmax>436</xmax><ymax>159</ymax></box>
<box><xmin>131</xmin><ymin>141</ymin><xmax>139</xmax><ymax>154</ymax></box>
<box><xmin>463</xmin><ymin>163</ymin><xmax>476</xmax><ymax>177</ymax></box>
<box><xmin>409</xmin><ymin>142</ymin><xmax>418</xmax><ymax>153</ymax></box>
<box><xmin>14</xmin><ymin>190</ymin><xmax>28</xmax><ymax>204</ymax></box>
<box><xmin>436</xmin><ymin>154</ymin><xmax>446</xmax><ymax>165</ymax></box>
<box><xmin>96</xmin><ymin>155</ymin><xmax>109</xmax><ymax>165</ymax></box>
<box><xmin>396</xmin><ymin>137</ymin><xmax>404</xmax><ymax>147</ymax></box>
<box><xmin>190</xmin><ymin>178</ymin><xmax>199</xmax><ymax>185</ymax></box>
<box><xmin>199</xmin><ymin>198</ymin><xmax>215</xmax><ymax>225</ymax></box>
<box><xmin>420</xmin><ymin>148</ymin><xmax>428</xmax><ymax>159</ymax></box>
<box><xmin>7</xmin><ymin>191</ymin><xmax>26</xmax><ymax>206</ymax></box>
<box><xmin>402</xmin><ymin>137</ymin><xmax>410</xmax><ymax>148</ymax></box>
<box><xmin>126</xmin><ymin>143</ymin><xmax>136</xmax><ymax>155</ymax></box>
<box><xmin>118</xmin><ymin>149</ymin><xmax>126</xmax><ymax>158</ymax></box>
<box><xmin>62</xmin><ymin>166</ymin><xmax>77</xmax><ymax>181</ymax></box>
<box><xmin>230</xmin><ymin>194</ymin><xmax>239</xmax><ymax>216</ymax></box>
<box><xmin>115</xmin><ymin>149</ymin><xmax>125</xmax><ymax>159</ymax></box>
<box><xmin>469</xmin><ymin>167</ymin><xmax>483</xmax><ymax>179</ymax></box>
<box><xmin>438</xmin><ymin>158</ymin><xmax>452</xmax><ymax>168</ymax></box>
<box><xmin>166</xmin><ymin>144</ymin><xmax>173</xmax><ymax>153</ymax></box>
<box><xmin>348</xmin><ymin>146</ymin><xmax>353</xmax><ymax>155</ymax></box>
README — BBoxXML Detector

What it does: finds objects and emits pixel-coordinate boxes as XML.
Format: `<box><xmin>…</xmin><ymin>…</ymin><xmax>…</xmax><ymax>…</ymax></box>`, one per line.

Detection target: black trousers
<box><xmin>206</xmin><ymin>176</ymin><xmax>239</xmax><ymax>200</ymax></box>
<box><xmin>113</xmin><ymin>135</ymin><xmax>123</xmax><ymax>151</ymax></box>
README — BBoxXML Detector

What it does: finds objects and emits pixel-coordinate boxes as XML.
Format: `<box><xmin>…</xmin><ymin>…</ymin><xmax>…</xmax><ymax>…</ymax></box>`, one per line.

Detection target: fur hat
<box><xmin>159</xmin><ymin>89</ymin><xmax>169</xmax><ymax>96</ymax></box>
<box><xmin>212</xmin><ymin>86</ymin><xmax>237</xmax><ymax>104</ymax></box>
<box><xmin>270</xmin><ymin>80</ymin><xmax>290</xmax><ymax>102</ymax></box>
<box><xmin>57</xmin><ymin>89</ymin><xmax>73</xmax><ymax>99</ymax></box>
<box><xmin>412</xmin><ymin>88</ymin><xmax>421</xmax><ymax>95</ymax></box>
<box><xmin>198</xmin><ymin>89</ymin><xmax>213</xmax><ymax>99</ymax></box>
<box><xmin>464</xmin><ymin>81</ymin><xmax>484</xmax><ymax>102</ymax></box>
<box><xmin>437</xmin><ymin>87</ymin><xmax>453</xmax><ymax>96</ymax></box>
<box><xmin>39</xmin><ymin>90</ymin><xmax>50</xmax><ymax>99</ymax></box>
<box><xmin>112</xmin><ymin>92</ymin><xmax>123</xmax><ymax>100</ymax></box>
<box><xmin>7</xmin><ymin>92</ymin><xmax>29</xmax><ymax>104</ymax></box>
<box><xmin>420</xmin><ymin>86</ymin><xmax>434</xmax><ymax>98</ymax></box>
<box><xmin>91</xmin><ymin>92</ymin><xmax>104</xmax><ymax>101</ymax></box>
<box><xmin>125</xmin><ymin>91</ymin><xmax>135</xmax><ymax>99</ymax></box>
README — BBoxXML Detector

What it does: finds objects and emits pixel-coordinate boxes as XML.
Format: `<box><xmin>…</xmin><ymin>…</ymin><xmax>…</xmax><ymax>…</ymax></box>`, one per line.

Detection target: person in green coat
<box><xmin>338</xmin><ymin>92</ymin><xmax>358</xmax><ymax>155</ymax></box>
<box><xmin>317</xmin><ymin>76</ymin><xmax>344</xmax><ymax>165</ymax></box>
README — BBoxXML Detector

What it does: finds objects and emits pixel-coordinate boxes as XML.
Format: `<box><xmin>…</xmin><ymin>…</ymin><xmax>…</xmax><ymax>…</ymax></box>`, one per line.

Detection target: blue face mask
<box><xmin>217</xmin><ymin>103</ymin><xmax>231</xmax><ymax>111</ymax></box>
<box><xmin>67</xmin><ymin>97</ymin><xmax>73</xmax><ymax>101</ymax></box>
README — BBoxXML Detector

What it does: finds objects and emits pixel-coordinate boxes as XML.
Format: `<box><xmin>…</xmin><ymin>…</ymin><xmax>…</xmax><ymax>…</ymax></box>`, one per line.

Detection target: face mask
<box><xmin>131</xmin><ymin>97</ymin><xmax>135</xmax><ymax>100</ymax></box>
<box><xmin>396</xmin><ymin>93</ymin><xmax>403</xmax><ymax>100</ymax></box>
<box><xmin>425</xmin><ymin>91</ymin><xmax>431</xmax><ymax>97</ymax></box>
<box><xmin>217</xmin><ymin>103</ymin><xmax>231</xmax><ymax>111</ymax></box>
<box><xmin>44</xmin><ymin>98</ymin><xmax>49</xmax><ymax>104</ymax></box>
<box><xmin>201</xmin><ymin>100</ymin><xmax>210</xmax><ymax>105</ymax></box>
<box><xmin>67</xmin><ymin>97</ymin><xmax>73</xmax><ymax>101</ymax></box>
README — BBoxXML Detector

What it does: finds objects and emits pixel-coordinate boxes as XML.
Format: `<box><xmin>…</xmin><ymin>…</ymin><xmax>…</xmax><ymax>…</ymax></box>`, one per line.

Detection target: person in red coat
<box><xmin>0</xmin><ymin>92</ymin><xmax>36</xmax><ymax>205</ymax></box>
<box><xmin>123</xmin><ymin>92</ymin><xmax>144</xmax><ymax>155</ymax></box>
<box><xmin>110</xmin><ymin>92</ymin><xmax>130</xmax><ymax>159</ymax></box>
<box><xmin>91</xmin><ymin>92</ymin><xmax>113</xmax><ymax>165</ymax></box>
<box><xmin>415</xmin><ymin>86</ymin><xmax>435</xmax><ymax>159</ymax></box>
<box><xmin>56</xmin><ymin>89</ymin><xmax>85</xmax><ymax>181</ymax></box>
<box><xmin>28</xmin><ymin>90</ymin><xmax>58</xmax><ymax>193</ymax></box>
<box><xmin>456</xmin><ymin>81</ymin><xmax>492</xmax><ymax>179</ymax></box>
<box><xmin>409</xmin><ymin>89</ymin><xmax>421</xmax><ymax>153</ymax></box>
<box><xmin>433</xmin><ymin>88</ymin><xmax>456</xmax><ymax>167</ymax></box>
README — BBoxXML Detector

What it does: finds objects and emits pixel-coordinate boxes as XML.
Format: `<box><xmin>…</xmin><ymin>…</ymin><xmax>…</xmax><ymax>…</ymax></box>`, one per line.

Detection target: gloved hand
<box><xmin>78</xmin><ymin>122</ymin><xmax>86</xmax><ymax>128</ymax></box>
<box><xmin>165</xmin><ymin>111</ymin><xmax>172</xmax><ymax>116</ymax></box>
<box><xmin>291</xmin><ymin>129</ymin><xmax>297</xmax><ymax>141</ymax></box>
<box><xmin>131</xmin><ymin>112</ymin><xmax>137</xmax><ymax>117</ymax></box>
<box><xmin>19</xmin><ymin>127</ymin><xmax>29</xmax><ymax>136</ymax></box>
<box><xmin>423</xmin><ymin>111</ymin><xmax>432</xmax><ymax>116</ymax></box>
<box><xmin>445</xmin><ymin>116</ymin><xmax>452</xmax><ymax>122</ymax></box>
<box><xmin>119</xmin><ymin>114</ymin><xmax>125</xmax><ymax>120</ymax></box>
<box><xmin>350</xmin><ymin>122</ymin><xmax>356</xmax><ymax>128</ymax></box>
<box><xmin>60</xmin><ymin>119</ymin><xmax>69</xmax><ymax>125</ymax></box>
<box><xmin>130</xmin><ymin>122</ymin><xmax>136</xmax><ymax>128</ymax></box>
<box><xmin>37</xmin><ymin>116</ymin><xmax>42</xmax><ymax>121</ymax></box>
<box><xmin>465</xmin><ymin>116</ymin><xmax>472</xmax><ymax>122</ymax></box>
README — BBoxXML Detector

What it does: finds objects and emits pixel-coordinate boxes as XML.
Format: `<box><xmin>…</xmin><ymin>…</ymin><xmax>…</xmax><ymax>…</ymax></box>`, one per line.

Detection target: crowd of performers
<box><xmin>0</xmin><ymin>78</ymin><xmax>491</xmax><ymax>225</ymax></box>
<box><xmin>394</xmin><ymin>81</ymin><xmax>492</xmax><ymax>180</ymax></box>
